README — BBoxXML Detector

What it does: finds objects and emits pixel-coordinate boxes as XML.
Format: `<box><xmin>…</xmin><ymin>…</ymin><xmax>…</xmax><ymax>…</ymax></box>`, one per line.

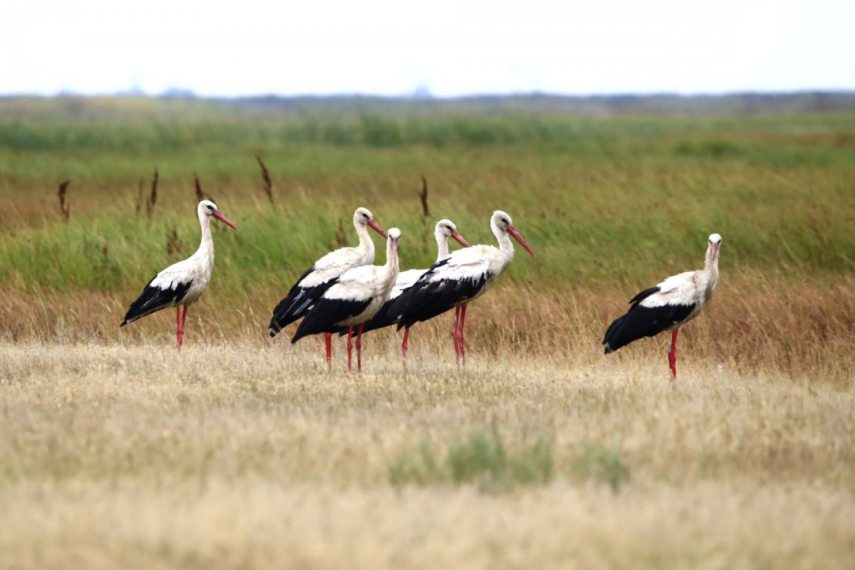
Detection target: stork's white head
<box><xmin>491</xmin><ymin>210</ymin><xmax>535</xmax><ymax>256</ymax></box>
<box><xmin>354</xmin><ymin>207</ymin><xmax>387</xmax><ymax>238</ymax></box>
<box><xmin>198</xmin><ymin>200</ymin><xmax>237</xmax><ymax>230</ymax></box>
<box><xmin>387</xmin><ymin>227</ymin><xmax>401</xmax><ymax>260</ymax></box>
<box><xmin>707</xmin><ymin>233</ymin><xmax>722</xmax><ymax>260</ymax></box>
<box><xmin>435</xmin><ymin>219</ymin><xmax>470</xmax><ymax>248</ymax></box>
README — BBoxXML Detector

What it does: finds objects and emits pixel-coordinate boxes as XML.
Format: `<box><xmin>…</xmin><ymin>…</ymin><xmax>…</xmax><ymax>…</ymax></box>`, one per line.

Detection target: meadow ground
<box><xmin>0</xmin><ymin>97</ymin><xmax>853</xmax><ymax>567</ymax></box>
<box><xmin>1</xmin><ymin>341</ymin><xmax>853</xmax><ymax>569</ymax></box>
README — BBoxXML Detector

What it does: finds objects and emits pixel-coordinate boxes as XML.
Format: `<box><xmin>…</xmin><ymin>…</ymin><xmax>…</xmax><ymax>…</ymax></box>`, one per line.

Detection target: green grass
<box><xmin>0</xmin><ymin>97</ymin><xmax>853</xmax><ymax>299</ymax></box>
<box><xmin>572</xmin><ymin>442</ymin><xmax>631</xmax><ymax>493</ymax></box>
<box><xmin>388</xmin><ymin>426</ymin><xmax>554</xmax><ymax>491</ymax></box>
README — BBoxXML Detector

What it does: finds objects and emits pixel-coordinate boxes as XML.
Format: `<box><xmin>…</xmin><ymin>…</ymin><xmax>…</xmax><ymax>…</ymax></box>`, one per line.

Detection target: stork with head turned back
<box><xmin>121</xmin><ymin>200</ymin><xmax>237</xmax><ymax>350</ymax></box>
<box><xmin>268</xmin><ymin>207</ymin><xmax>387</xmax><ymax>364</ymax></box>
<box><xmin>390</xmin><ymin>210</ymin><xmax>535</xmax><ymax>365</ymax></box>
<box><xmin>603</xmin><ymin>233</ymin><xmax>722</xmax><ymax>378</ymax></box>
<box><xmin>292</xmin><ymin>228</ymin><xmax>402</xmax><ymax>371</ymax></box>
<box><xmin>346</xmin><ymin>219</ymin><xmax>470</xmax><ymax>357</ymax></box>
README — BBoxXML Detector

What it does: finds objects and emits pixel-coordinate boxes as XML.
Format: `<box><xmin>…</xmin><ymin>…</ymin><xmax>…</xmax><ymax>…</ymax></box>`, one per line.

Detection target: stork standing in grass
<box><xmin>292</xmin><ymin>228</ymin><xmax>401</xmax><ymax>371</ymax></box>
<box><xmin>390</xmin><ymin>210</ymin><xmax>535</xmax><ymax>364</ymax></box>
<box><xmin>603</xmin><ymin>233</ymin><xmax>722</xmax><ymax>378</ymax></box>
<box><xmin>121</xmin><ymin>200</ymin><xmax>237</xmax><ymax>350</ymax></box>
<box><xmin>268</xmin><ymin>207</ymin><xmax>387</xmax><ymax>364</ymax></box>
<box><xmin>349</xmin><ymin>219</ymin><xmax>470</xmax><ymax>357</ymax></box>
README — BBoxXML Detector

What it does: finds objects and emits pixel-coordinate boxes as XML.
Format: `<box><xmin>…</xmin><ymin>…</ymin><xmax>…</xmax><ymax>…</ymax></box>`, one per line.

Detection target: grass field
<box><xmin>0</xmin><ymin>96</ymin><xmax>853</xmax><ymax>567</ymax></box>
<box><xmin>1</xmin><ymin>343</ymin><xmax>853</xmax><ymax>568</ymax></box>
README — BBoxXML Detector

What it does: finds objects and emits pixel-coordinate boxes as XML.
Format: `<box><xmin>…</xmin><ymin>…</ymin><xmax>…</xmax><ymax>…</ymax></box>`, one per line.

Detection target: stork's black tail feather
<box><xmin>121</xmin><ymin>279</ymin><xmax>192</xmax><ymax>327</ymax></box>
<box><xmin>269</xmin><ymin>290</ymin><xmax>309</xmax><ymax>337</ymax></box>
<box><xmin>602</xmin><ymin>303</ymin><xmax>694</xmax><ymax>354</ymax></box>
<box><xmin>269</xmin><ymin>268</ymin><xmax>337</xmax><ymax>337</ymax></box>
<box><xmin>602</xmin><ymin>313</ymin><xmax>629</xmax><ymax>353</ymax></box>
<box><xmin>392</xmin><ymin>273</ymin><xmax>488</xmax><ymax>331</ymax></box>
<box><xmin>291</xmin><ymin>297</ymin><xmax>372</xmax><ymax>344</ymax></box>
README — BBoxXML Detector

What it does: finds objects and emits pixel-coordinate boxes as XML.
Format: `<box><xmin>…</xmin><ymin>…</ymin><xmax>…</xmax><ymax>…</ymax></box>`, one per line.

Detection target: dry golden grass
<box><xmin>2</xmin><ymin>270</ymin><xmax>852</xmax><ymax>382</ymax></box>
<box><xmin>1</xmin><ymin>341</ymin><xmax>853</xmax><ymax>569</ymax></box>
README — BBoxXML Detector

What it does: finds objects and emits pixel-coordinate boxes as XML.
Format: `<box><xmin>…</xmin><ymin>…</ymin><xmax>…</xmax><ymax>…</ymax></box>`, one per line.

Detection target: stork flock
<box><xmin>121</xmin><ymin>200</ymin><xmax>722</xmax><ymax>378</ymax></box>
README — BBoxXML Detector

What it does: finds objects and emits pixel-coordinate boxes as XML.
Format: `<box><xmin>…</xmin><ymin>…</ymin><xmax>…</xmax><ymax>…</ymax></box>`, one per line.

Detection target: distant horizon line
<box><xmin>2</xmin><ymin>88</ymin><xmax>855</xmax><ymax>101</ymax></box>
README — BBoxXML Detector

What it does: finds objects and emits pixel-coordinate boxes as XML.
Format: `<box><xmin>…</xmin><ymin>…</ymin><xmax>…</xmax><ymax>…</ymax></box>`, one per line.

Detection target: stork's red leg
<box><xmin>459</xmin><ymin>304</ymin><xmax>468</xmax><ymax>365</ymax></box>
<box><xmin>356</xmin><ymin>324</ymin><xmax>364</xmax><ymax>372</ymax></box>
<box><xmin>453</xmin><ymin>306</ymin><xmax>461</xmax><ymax>365</ymax></box>
<box><xmin>175</xmin><ymin>307</ymin><xmax>182</xmax><ymax>351</ymax></box>
<box><xmin>324</xmin><ymin>332</ymin><xmax>332</xmax><ymax>369</ymax></box>
<box><xmin>401</xmin><ymin>327</ymin><xmax>410</xmax><ymax>359</ymax></box>
<box><xmin>346</xmin><ymin>325</ymin><xmax>354</xmax><ymax>371</ymax></box>
<box><xmin>668</xmin><ymin>327</ymin><xmax>680</xmax><ymax>379</ymax></box>
<box><xmin>177</xmin><ymin>306</ymin><xmax>188</xmax><ymax>351</ymax></box>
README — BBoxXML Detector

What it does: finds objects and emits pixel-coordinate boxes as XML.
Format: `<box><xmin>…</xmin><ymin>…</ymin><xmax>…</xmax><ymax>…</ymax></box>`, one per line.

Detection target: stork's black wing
<box><xmin>121</xmin><ymin>278</ymin><xmax>193</xmax><ymax>326</ymax></box>
<box><xmin>269</xmin><ymin>267</ymin><xmax>339</xmax><ymax>337</ymax></box>
<box><xmin>291</xmin><ymin>297</ymin><xmax>372</xmax><ymax>343</ymax></box>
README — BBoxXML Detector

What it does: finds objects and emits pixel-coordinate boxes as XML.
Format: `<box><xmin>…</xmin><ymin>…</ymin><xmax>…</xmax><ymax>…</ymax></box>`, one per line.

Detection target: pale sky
<box><xmin>1</xmin><ymin>0</ymin><xmax>853</xmax><ymax>97</ymax></box>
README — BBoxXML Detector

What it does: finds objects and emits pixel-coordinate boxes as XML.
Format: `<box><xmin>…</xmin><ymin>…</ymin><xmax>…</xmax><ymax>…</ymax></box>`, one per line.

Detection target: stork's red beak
<box><xmin>451</xmin><ymin>231</ymin><xmax>470</xmax><ymax>248</ymax></box>
<box><xmin>507</xmin><ymin>225</ymin><xmax>535</xmax><ymax>256</ymax></box>
<box><xmin>368</xmin><ymin>218</ymin><xmax>387</xmax><ymax>238</ymax></box>
<box><xmin>212</xmin><ymin>210</ymin><xmax>238</xmax><ymax>230</ymax></box>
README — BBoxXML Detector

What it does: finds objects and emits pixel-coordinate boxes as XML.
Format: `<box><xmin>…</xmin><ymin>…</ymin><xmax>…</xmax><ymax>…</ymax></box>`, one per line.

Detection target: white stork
<box><xmin>268</xmin><ymin>207</ymin><xmax>387</xmax><ymax>364</ymax></box>
<box><xmin>390</xmin><ymin>210</ymin><xmax>535</xmax><ymax>364</ymax></box>
<box><xmin>349</xmin><ymin>219</ymin><xmax>470</xmax><ymax>357</ymax></box>
<box><xmin>121</xmin><ymin>199</ymin><xmax>237</xmax><ymax>349</ymax></box>
<box><xmin>603</xmin><ymin>233</ymin><xmax>722</xmax><ymax>378</ymax></box>
<box><xmin>292</xmin><ymin>228</ymin><xmax>401</xmax><ymax>371</ymax></box>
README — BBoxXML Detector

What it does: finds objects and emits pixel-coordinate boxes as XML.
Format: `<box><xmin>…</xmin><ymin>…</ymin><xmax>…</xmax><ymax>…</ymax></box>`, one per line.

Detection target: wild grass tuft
<box><xmin>387</xmin><ymin>442</ymin><xmax>440</xmax><ymax>487</ymax></box>
<box><xmin>572</xmin><ymin>442</ymin><xmax>631</xmax><ymax>493</ymax></box>
<box><xmin>388</xmin><ymin>427</ymin><xmax>554</xmax><ymax>491</ymax></box>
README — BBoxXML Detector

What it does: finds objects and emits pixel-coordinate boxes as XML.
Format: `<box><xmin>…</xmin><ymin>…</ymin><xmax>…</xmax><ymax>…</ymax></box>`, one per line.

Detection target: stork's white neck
<box><xmin>354</xmin><ymin>219</ymin><xmax>375</xmax><ymax>260</ymax></box>
<box><xmin>378</xmin><ymin>237</ymin><xmax>400</xmax><ymax>293</ymax></box>
<box><xmin>383</xmin><ymin>237</ymin><xmax>399</xmax><ymax>273</ymax></box>
<box><xmin>194</xmin><ymin>208</ymin><xmax>215</xmax><ymax>263</ymax></box>
<box><xmin>435</xmin><ymin>229</ymin><xmax>450</xmax><ymax>262</ymax></box>
<box><xmin>703</xmin><ymin>245</ymin><xmax>720</xmax><ymax>299</ymax></box>
<box><xmin>492</xmin><ymin>219</ymin><xmax>515</xmax><ymax>263</ymax></box>
<box><xmin>705</xmin><ymin>252</ymin><xmax>718</xmax><ymax>271</ymax></box>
